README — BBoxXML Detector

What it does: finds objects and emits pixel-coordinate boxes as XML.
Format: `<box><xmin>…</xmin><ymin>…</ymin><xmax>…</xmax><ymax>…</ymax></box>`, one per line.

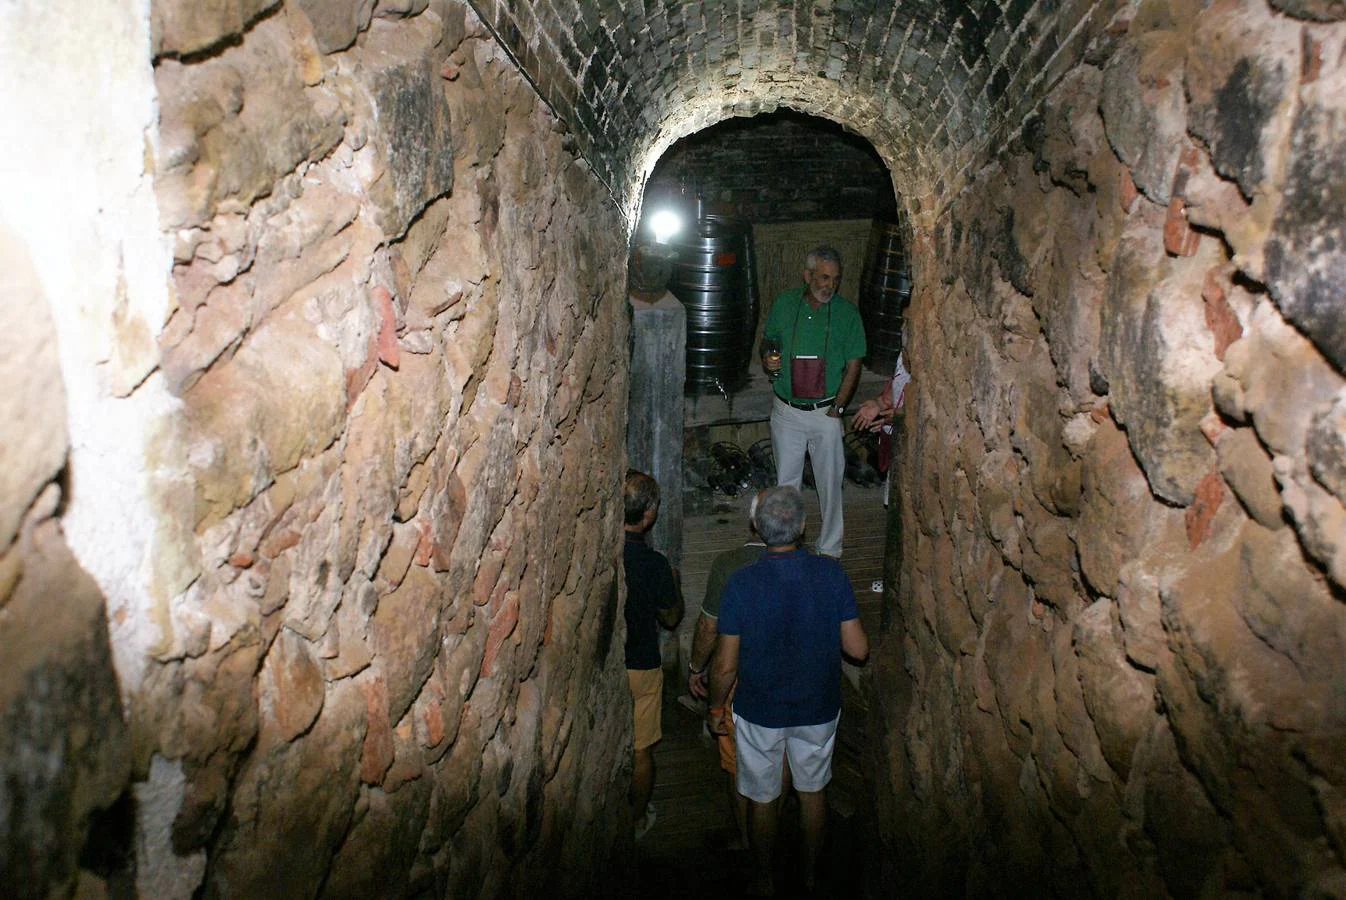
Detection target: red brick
<box><xmin>1185</xmin><ymin>469</ymin><xmax>1227</xmax><ymax>549</ymax></box>
<box><xmin>1163</xmin><ymin>197</ymin><xmax>1201</xmax><ymax>257</ymax></box>
<box><xmin>1119</xmin><ymin>166</ymin><xmax>1139</xmax><ymax>214</ymax></box>
<box><xmin>1202</xmin><ymin>268</ymin><xmax>1243</xmax><ymax>360</ymax></box>
<box><xmin>480</xmin><ymin>592</ymin><xmax>520</xmax><ymax>677</ymax></box>
<box><xmin>360</xmin><ymin>676</ymin><xmax>394</xmax><ymax>784</ymax></box>
<box><xmin>413</xmin><ymin>518</ymin><xmax>435</xmax><ymax>567</ymax></box>
<box><xmin>374</xmin><ymin>286</ymin><xmax>400</xmax><ymax>369</ymax></box>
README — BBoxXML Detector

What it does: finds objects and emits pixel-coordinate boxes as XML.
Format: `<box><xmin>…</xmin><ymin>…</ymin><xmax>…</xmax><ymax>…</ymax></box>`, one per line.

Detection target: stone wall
<box><xmin>3</xmin><ymin>1</ymin><xmax>634</xmax><ymax>896</ymax></box>
<box><xmin>644</xmin><ymin>112</ymin><xmax>896</xmax><ymax>224</ymax></box>
<box><xmin>870</xmin><ymin>0</ymin><xmax>1346</xmax><ymax>895</ymax></box>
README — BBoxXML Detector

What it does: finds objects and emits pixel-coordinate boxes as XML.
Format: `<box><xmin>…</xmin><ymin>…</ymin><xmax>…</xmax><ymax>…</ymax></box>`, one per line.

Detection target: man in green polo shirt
<box><xmin>760</xmin><ymin>246</ymin><xmax>866</xmax><ymax>558</ymax></box>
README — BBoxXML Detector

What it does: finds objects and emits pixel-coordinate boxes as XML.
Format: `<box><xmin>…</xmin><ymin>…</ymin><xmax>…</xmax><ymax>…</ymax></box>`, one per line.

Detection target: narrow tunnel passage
<box><xmin>3</xmin><ymin>0</ymin><xmax>1345</xmax><ymax>898</ymax></box>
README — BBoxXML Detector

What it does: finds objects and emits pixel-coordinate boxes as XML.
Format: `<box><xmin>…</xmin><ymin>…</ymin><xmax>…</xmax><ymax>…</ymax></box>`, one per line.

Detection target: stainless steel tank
<box><xmin>669</xmin><ymin>215</ymin><xmax>758</xmax><ymax>397</ymax></box>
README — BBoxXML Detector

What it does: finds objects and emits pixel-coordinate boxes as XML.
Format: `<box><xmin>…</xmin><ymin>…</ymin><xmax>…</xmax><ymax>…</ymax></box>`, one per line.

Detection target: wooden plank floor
<box><xmin>635</xmin><ymin>480</ymin><xmax>887</xmax><ymax>897</ymax></box>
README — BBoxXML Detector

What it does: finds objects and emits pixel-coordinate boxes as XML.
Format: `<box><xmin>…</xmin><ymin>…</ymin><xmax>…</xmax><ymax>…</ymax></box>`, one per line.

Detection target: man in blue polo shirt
<box><xmin>761</xmin><ymin>246</ymin><xmax>866</xmax><ymax>558</ymax></box>
<box><xmin>706</xmin><ymin>485</ymin><xmax>869</xmax><ymax>896</ymax></box>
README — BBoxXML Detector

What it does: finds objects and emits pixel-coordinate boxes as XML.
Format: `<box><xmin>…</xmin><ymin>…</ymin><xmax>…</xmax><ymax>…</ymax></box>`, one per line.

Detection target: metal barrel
<box><xmin>669</xmin><ymin>215</ymin><xmax>757</xmax><ymax>396</ymax></box>
<box><xmin>859</xmin><ymin>220</ymin><xmax>911</xmax><ymax>374</ymax></box>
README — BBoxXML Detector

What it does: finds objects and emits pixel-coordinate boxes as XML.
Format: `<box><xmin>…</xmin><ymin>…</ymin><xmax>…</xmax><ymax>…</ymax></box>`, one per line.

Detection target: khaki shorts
<box><xmin>628</xmin><ymin>668</ymin><xmax>664</xmax><ymax>750</ymax></box>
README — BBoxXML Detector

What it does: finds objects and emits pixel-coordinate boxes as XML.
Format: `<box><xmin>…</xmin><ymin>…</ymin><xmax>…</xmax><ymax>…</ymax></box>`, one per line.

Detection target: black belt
<box><xmin>784</xmin><ymin>396</ymin><xmax>835</xmax><ymax>411</ymax></box>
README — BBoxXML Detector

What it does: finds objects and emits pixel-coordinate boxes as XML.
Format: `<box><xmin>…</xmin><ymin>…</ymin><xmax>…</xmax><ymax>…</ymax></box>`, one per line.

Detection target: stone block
<box><xmin>1218</xmin><ymin>298</ymin><xmax>1342</xmax><ymax>457</ymax></box>
<box><xmin>1267</xmin><ymin>0</ymin><xmax>1346</xmax><ymax>22</ymax></box>
<box><xmin>290</xmin><ymin>0</ymin><xmax>376</xmax><ymax>53</ymax></box>
<box><xmin>1306</xmin><ymin>389</ymin><xmax>1346</xmax><ymax>505</ymax></box>
<box><xmin>206</xmin><ymin>676</ymin><xmax>365</xmax><ymax>897</ymax></box>
<box><xmin>1185</xmin><ymin>0</ymin><xmax>1299</xmax><ymax>198</ymax></box>
<box><xmin>154</xmin><ymin>17</ymin><xmax>346</xmax><ymax>229</ymax></box>
<box><xmin>371</xmin><ymin>565</ymin><xmax>443</xmax><ymax>725</ymax></box>
<box><xmin>1234</xmin><ymin>521</ymin><xmax>1346</xmax><ymax>689</ymax></box>
<box><xmin>0</xmin><ymin>229</ymin><xmax>67</xmax><ymax>550</ymax></box>
<box><xmin>256</xmin><ymin>626</ymin><xmax>325</xmax><ymax>742</ymax></box>
<box><xmin>1078</xmin><ymin>419</ymin><xmax>1170</xmax><ymax>597</ymax></box>
<box><xmin>375</xmin><ymin>0</ymin><xmax>431</xmax><ymax>18</ymax></box>
<box><xmin>1276</xmin><ymin>456</ymin><xmax>1346</xmax><ymax>590</ymax></box>
<box><xmin>1136</xmin><ymin>720</ymin><xmax>1232</xmax><ymax>897</ymax></box>
<box><xmin>982</xmin><ymin>576</ymin><xmax>1046</xmax><ymax>755</ymax></box>
<box><xmin>1099</xmin><ymin>31</ymin><xmax>1188</xmax><ymax>205</ymax></box>
<box><xmin>1264</xmin><ymin>58</ymin><xmax>1346</xmax><ymax>372</ymax></box>
<box><xmin>1101</xmin><ymin>234</ymin><xmax>1222</xmax><ymax>505</ymax></box>
<box><xmin>184</xmin><ymin>309</ymin><xmax>346</xmax><ymax>525</ymax></box>
<box><xmin>1038</xmin><ymin>66</ymin><xmax>1106</xmax><ymax>193</ymax></box>
<box><xmin>1215</xmin><ymin>426</ymin><xmax>1283</xmax><ymax>529</ymax></box>
<box><xmin>1072</xmin><ymin>599</ymin><xmax>1155</xmax><ymax>780</ymax></box>
<box><xmin>348</xmin><ymin>19</ymin><xmax>456</xmax><ymax>238</ymax></box>
<box><xmin>323</xmin><ymin>779</ymin><xmax>431</xmax><ymax>898</ymax></box>
<box><xmin>153</xmin><ymin>0</ymin><xmax>282</xmax><ymax>57</ymax></box>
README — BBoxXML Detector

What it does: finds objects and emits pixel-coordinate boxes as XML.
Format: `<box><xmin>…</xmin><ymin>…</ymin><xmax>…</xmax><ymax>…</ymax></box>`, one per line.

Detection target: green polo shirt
<box><xmin>763</xmin><ymin>287</ymin><xmax>866</xmax><ymax>403</ymax></box>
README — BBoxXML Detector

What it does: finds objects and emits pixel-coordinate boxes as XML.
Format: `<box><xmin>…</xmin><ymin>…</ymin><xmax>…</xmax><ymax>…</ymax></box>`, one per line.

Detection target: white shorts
<box><xmin>733</xmin><ymin>712</ymin><xmax>840</xmax><ymax>803</ymax></box>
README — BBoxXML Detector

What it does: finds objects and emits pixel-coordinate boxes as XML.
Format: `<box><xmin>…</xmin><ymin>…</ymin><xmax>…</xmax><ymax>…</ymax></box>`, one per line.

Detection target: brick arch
<box><xmin>467</xmin><ymin>0</ymin><xmax>1108</xmax><ymax>227</ymax></box>
<box><xmin>628</xmin><ymin>87</ymin><xmax>919</xmax><ymax>227</ymax></box>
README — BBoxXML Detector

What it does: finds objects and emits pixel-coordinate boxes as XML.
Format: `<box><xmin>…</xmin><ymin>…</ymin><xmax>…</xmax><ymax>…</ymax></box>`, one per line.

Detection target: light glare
<box><xmin>649</xmin><ymin>209</ymin><xmax>682</xmax><ymax>243</ymax></box>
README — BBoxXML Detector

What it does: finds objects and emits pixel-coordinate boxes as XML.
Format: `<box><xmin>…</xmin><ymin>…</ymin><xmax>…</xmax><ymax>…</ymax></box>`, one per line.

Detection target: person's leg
<box><xmin>631</xmin><ymin>745</ymin><xmax>655</xmax><ymax>818</ymax></box>
<box><xmin>783</xmin><ymin>716</ymin><xmax>840</xmax><ymax>889</ymax></box>
<box><xmin>748</xmin><ymin>797</ymin><xmax>780</xmax><ymax>895</ymax></box>
<box><xmin>808</xmin><ymin>409</ymin><xmax>846</xmax><ymax>557</ymax></box>
<box><xmin>717</xmin><ymin>706</ymin><xmax>749</xmax><ymax>850</ymax></box>
<box><xmin>628</xmin><ymin>668</ymin><xmax>663</xmax><ymax>831</ymax></box>
<box><xmin>770</xmin><ymin>401</ymin><xmax>807</xmax><ymax>489</ymax></box>
<box><xmin>797</xmin><ymin>787</ymin><xmax>827</xmax><ymax>890</ymax></box>
<box><xmin>734</xmin><ymin>714</ymin><xmax>786</xmax><ymax>895</ymax></box>
<box><xmin>729</xmin><ymin>774</ymin><xmax>749</xmax><ymax>850</ymax></box>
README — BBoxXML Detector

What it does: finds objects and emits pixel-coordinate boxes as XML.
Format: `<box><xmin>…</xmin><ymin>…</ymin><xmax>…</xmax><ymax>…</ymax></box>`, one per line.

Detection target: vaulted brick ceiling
<box><xmin>466</xmin><ymin>0</ymin><xmax>1119</xmax><ymax>221</ymax></box>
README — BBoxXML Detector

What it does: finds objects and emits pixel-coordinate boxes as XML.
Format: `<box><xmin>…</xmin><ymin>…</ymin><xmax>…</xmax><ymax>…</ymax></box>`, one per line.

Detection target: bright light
<box><xmin>648</xmin><ymin>209</ymin><xmax>682</xmax><ymax>244</ymax></box>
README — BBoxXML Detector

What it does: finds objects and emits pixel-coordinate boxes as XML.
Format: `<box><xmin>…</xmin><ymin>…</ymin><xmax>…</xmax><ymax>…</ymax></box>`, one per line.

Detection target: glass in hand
<box><xmin>761</xmin><ymin>337</ymin><xmax>782</xmax><ymax>381</ymax></box>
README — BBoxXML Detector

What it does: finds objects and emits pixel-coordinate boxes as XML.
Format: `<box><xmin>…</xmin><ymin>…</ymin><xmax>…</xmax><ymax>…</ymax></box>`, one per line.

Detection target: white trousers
<box><xmin>770</xmin><ymin>397</ymin><xmax>845</xmax><ymax>557</ymax></box>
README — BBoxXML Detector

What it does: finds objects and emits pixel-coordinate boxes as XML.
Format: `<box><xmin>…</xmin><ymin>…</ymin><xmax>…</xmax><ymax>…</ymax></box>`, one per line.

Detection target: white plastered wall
<box><xmin>0</xmin><ymin>0</ymin><xmax>182</xmax><ymax>696</ymax></box>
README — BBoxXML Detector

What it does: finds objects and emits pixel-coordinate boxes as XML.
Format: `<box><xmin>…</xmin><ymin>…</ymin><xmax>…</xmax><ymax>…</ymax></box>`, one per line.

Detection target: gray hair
<box><xmin>752</xmin><ymin>485</ymin><xmax>805</xmax><ymax>547</ymax></box>
<box><xmin>804</xmin><ymin>245</ymin><xmax>842</xmax><ymax>272</ymax></box>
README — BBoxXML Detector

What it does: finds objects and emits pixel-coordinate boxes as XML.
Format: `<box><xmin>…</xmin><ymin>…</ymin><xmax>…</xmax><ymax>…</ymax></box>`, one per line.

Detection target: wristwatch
<box><xmin>834</xmin><ymin>403</ymin><xmax>847</xmax><ymax>415</ymax></box>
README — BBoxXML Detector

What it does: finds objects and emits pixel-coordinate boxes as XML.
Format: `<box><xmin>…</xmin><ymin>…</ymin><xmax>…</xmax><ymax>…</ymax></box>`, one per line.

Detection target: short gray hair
<box><xmin>753</xmin><ymin>486</ymin><xmax>805</xmax><ymax>547</ymax></box>
<box><xmin>804</xmin><ymin>245</ymin><xmax>842</xmax><ymax>272</ymax></box>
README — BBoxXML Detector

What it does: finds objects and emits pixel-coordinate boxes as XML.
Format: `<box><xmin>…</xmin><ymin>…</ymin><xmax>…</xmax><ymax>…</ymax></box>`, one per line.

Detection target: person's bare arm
<box><xmin>841</xmin><ymin>617</ymin><xmax>869</xmax><ymax>664</ymax></box>
<box><xmin>850</xmin><ymin>381</ymin><xmax>892</xmax><ymax>431</ymax></box>
<box><xmin>687</xmin><ymin>611</ymin><xmax>718</xmax><ymax>699</ymax></box>
<box><xmin>830</xmin><ymin>358</ymin><xmax>863</xmax><ymax>417</ymax></box>
<box><xmin>706</xmin><ymin>634</ymin><xmax>740</xmax><ymax>735</ymax></box>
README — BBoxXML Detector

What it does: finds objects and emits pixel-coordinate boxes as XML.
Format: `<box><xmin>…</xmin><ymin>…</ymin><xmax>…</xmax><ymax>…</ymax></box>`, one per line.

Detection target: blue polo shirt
<box><xmin>717</xmin><ymin>549</ymin><xmax>859</xmax><ymax>727</ymax></box>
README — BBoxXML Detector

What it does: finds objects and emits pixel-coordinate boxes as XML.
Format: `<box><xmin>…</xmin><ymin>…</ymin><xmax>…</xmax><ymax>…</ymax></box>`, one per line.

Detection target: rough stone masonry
<box><xmin>4</xmin><ymin>1</ymin><xmax>631</xmax><ymax>897</ymax></box>
<box><xmin>2</xmin><ymin>0</ymin><xmax>1344</xmax><ymax>897</ymax></box>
